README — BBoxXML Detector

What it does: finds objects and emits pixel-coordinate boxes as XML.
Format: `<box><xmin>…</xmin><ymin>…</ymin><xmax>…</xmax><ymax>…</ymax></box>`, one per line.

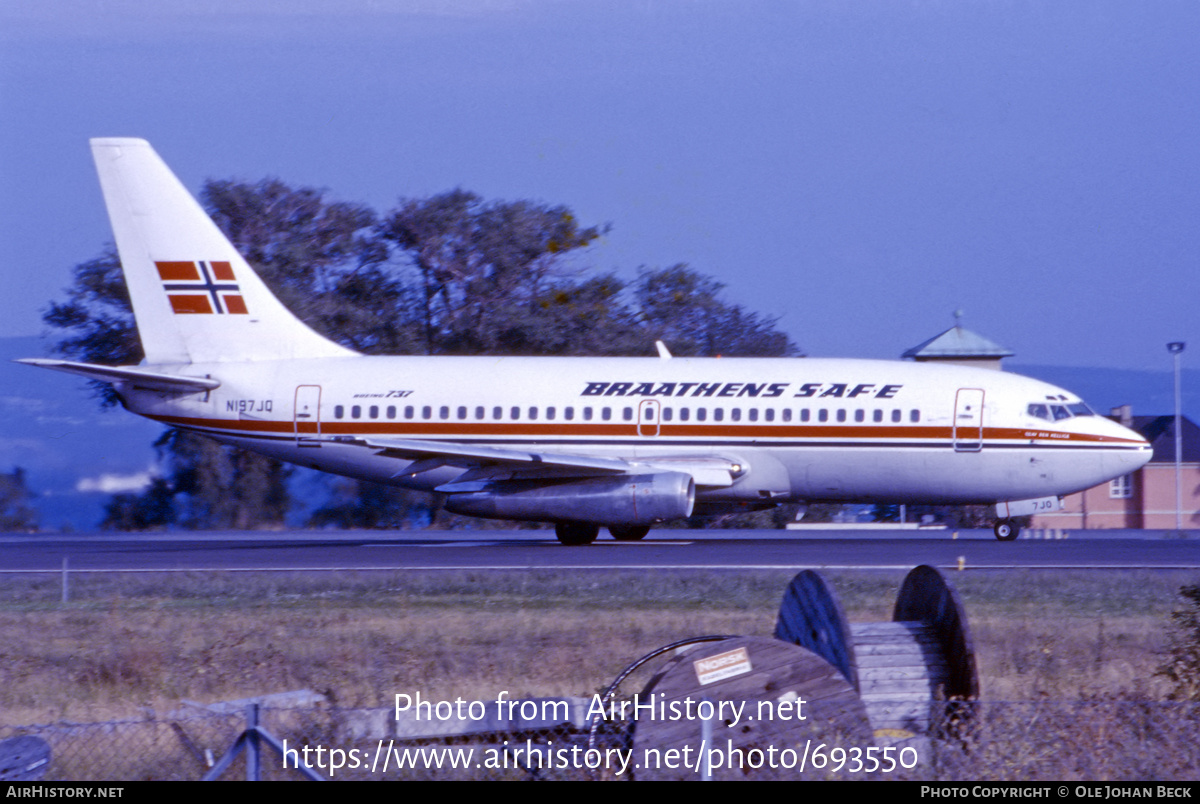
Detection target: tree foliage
<box><xmin>1159</xmin><ymin>584</ymin><xmax>1200</xmax><ymax>701</ymax></box>
<box><xmin>42</xmin><ymin>249</ymin><xmax>140</xmax><ymax>407</ymax></box>
<box><xmin>633</xmin><ymin>265</ymin><xmax>797</xmax><ymax>357</ymax></box>
<box><xmin>0</xmin><ymin>468</ymin><xmax>38</xmax><ymax>531</ymax></box>
<box><xmin>47</xmin><ymin>176</ymin><xmax>801</xmax><ymax>530</ymax></box>
<box><xmin>380</xmin><ymin>189</ymin><xmax>611</xmax><ymax>355</ymax></box>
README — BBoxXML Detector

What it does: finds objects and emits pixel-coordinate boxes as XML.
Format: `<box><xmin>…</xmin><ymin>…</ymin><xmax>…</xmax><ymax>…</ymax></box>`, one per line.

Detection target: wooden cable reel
<box><xmin>773</xmin><ymin>565</ymin><xmax>978</xmax><ymax>739</ymax></box>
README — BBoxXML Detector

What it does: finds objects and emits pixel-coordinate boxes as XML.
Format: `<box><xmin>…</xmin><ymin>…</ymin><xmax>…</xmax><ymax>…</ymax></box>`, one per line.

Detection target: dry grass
<box><xmin>0</xmin><ymin>568</ymin><xmax>1192</xmax><ymax>725</ymax></box>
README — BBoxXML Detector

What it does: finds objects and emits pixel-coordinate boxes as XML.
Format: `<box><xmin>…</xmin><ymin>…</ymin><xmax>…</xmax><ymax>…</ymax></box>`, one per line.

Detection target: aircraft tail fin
<box><xmin>90</xmin><ymin>138</ymin><xmax>358</xmax><ymax>365</ymax></box>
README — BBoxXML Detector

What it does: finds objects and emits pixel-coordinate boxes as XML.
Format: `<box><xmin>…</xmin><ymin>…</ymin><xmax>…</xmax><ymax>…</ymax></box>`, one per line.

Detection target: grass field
<box><xmin>1</xmin><ymin>567</ymin><xmax>1193</xmax><ymax>724</ymax></box>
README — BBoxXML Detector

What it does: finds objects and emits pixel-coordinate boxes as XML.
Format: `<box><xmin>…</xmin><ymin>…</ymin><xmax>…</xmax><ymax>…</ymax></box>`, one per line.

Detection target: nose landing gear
<box><xmin>993</xmin><ymin>519</ymin><xmax>1020</xmax><ymax>541</ymax></box>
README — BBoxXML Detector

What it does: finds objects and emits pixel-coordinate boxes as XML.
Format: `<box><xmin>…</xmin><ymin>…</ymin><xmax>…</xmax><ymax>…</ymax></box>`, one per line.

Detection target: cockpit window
<box><xmin>1028</xmin><ymin>400</ymin><xmax>1095</xmax><ymax>421</ymax></box>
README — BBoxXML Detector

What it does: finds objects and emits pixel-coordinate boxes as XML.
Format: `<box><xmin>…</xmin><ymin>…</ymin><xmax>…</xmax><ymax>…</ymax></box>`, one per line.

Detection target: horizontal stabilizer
<box><xmin>16</xmin><ymin>358</ymin><xmax>220</xmax><ymax>393</ymax></box>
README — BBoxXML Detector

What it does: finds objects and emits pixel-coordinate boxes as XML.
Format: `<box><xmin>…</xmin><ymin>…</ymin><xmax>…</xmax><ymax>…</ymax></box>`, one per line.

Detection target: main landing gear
<box><xmin>993</xmin><ymin>519</ymin><xmax>1020</xmax><ymax>541</ymax></box>
<box><xmin>553</xmin><ymin>523</ymin><xmax>652</xmax><ymax>544</ymax></box>
<box><xmin>555</xmin><ymin>522</ymin><xmax>599</xmax><ymax>546</ymax></box>
<box><xmin>609</xmin><ymin>525</ymin><xmax>651</xmax><ymax>542</ymax></box>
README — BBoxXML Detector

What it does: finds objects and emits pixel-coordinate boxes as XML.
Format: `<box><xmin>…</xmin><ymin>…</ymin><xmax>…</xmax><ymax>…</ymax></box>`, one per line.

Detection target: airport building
<box><xmin>902</xmin><ymin>317</ymin><xmax>1014</xmax><ymax>371</ymax></box>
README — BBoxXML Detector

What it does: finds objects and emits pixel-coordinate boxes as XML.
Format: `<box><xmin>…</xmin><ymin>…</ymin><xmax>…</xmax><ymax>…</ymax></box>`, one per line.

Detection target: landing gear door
<box><xmin>953</xmin><ymin>388</ymin><xmax>984</xmax><ymax>452</ymax></box>
<box><xmin>294</xmin><ymin>385</ymin><xmax>322</xmax><ymax>448</ymax></box>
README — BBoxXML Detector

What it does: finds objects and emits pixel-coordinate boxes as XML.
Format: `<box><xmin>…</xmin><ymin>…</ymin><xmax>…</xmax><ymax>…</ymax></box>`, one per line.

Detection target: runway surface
<box><xmin>2</xmin><ymin>529</ymin><xmax>1198</xmax><ymax>573</ymax></box>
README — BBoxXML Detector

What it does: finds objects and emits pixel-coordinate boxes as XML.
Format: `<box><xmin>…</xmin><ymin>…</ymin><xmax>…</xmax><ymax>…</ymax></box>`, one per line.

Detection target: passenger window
<box><xmin>697</xmin><ymin>408</ymin><xmax>707</xmax><ymax>422</ymax></box>
<box><xmin>801</xmin><ymin>409</ymin><xmax>810</xmax><ymax>422</ymax></box>
<box><xmin>457</xmin><ymin>406</ymin><xmax>467</xmax><ymax>419</ymax></box>
<box><xmin>493</xmin><ymin>406</ymin><xmax>503</xmax><ymax>420</ymax></box>
<box><xmin>583</xmin><ymin>407</ymin><xmax>593</xmax><ymax>421</ymax></box>
<box><xmin>369</xmin><ymin>405</ymin><xmax>379</xmax><ymax>419</ymax></box>
<box><xmin>818</xmin><ymin>409</ymin><xmax>828</xmax><ymax>423</ymax></box>
<box><xmin>891</xmin><ymin>409</ymin><xmax>901</xmax><ymax>423</ymax></box>
<box><xmin>546</xmin><ymin>407</ymin><xmax>556</xmax><ymax>420</ymax></box>
<box><xmin>854</xmin><ymin>409</ymin><xmax>864</xmax><ymax>422</ymax></box>
<box><xmin>731</xmin><ymin>408</ymin><xmax>742</xmax><ymax>422</ymax></box>
<box><xmin>873</xmin><ymin>409</ymin><xmax>882</xmax><ymax>423</ymax></box>
<box><xmin>387</xmin><ymin>406</ymin><xmax>396</xmax><ymax>419</ymax></box>
<box><xmin>529</xmin><ymin>407</ymin><xmax>538</xmax><ymax>420</ymax></box>
<box><xmin>439</xmin><ymin>406</ymin><xmax>450</xmax><ymax>419</ymax></box>
<box><xmin>510</xmin><ymin>406</ymin><xmax>520</xmax><ymax>420</ymax></box>
<box><xmin>352</xmin><ymin>405</ymin><xmax>361</xmax><ymax>419</ymax></box>
<box><xmin>910</xmin><ymin>409</ymin><xmax>920</xmax><ymax>423</ymax></box>
<box><xmin>475</xmin><ymin>406</ymin><xmax>485</xmax><ymax>419</ymax></box>
<box><xmin>405</xmin><ymin>405</ymin><xmax>414</xmax><ymax>419</ymax></box>
<box><xmin>602</xmin><ymin>407</ymin><xmax>612</xmax><ymax>421</ymax></box>
<box><xmin>782</xmin><ymin>409</ymin><xmax>791</xmax><ymax>422</ymax></box>
<box><xmin>334</xmin><ymin>405</ymin><xmax>344</xmax><ymax>419</ymax></box>
<box><xmin>663</xmin><ymin>408</ymin><xmax>673</xmax><ymax>421</ymax></box>
<box><xmin>714</xmin><ymin>409</ymin><xmax>725</xmax><ymax>422</ymax></box>
<box><xmin>422</xmin><ymin>406</ymin><xmax>432</xmax><ymax>419</ymax></box>
<box><xmin>837</xmin><ymin>409</ymin><xmax>846</xmax><ymax>423</ymax></box>
<box><xmin>680</xmin><ymin>407</ymin><xmax>690</xmax><ymax>421</ymax></box>
<box><xmin>622</xmin><ymin>407</ymin><xmax>633</xmax><ymax>421</ymax></box>
<box><xmin>565</xmin><ymin>407</ymin><xmax>574</xmax><ymax>420</ymax></box>
<box><xmin>764</xmin><ymin>409</ymin><xmax>774</xmax><ymax>422</ymax></box>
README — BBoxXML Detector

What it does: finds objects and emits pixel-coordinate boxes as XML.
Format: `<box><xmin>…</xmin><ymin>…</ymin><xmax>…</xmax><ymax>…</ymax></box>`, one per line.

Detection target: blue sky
<box><xmin>2</xmin><ymin>0</ymin><xmax>1199</xmax><ymax>371</ymax></box>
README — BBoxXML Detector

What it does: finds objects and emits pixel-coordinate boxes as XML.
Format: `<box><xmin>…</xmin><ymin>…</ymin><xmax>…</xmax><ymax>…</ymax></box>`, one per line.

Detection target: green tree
<box><xmin>43</xmin><ymin>249</ymin><xmax>140</xmax><ymax>407</ymax></box>
<box><xmin>380</xmin><ymin>189</ymin><xmax>610</xmax><ymax>355</ymax></box>
<box><xmin>1158</xmin><ymin>584</ymin><xmax>1200</xmax><ymax>701</ymax></box>
<box><xmin>0</xmin><ymin>468</ymin><xmax>38</xmax><ymax>531</ymax></box>
<box><xmin>203</xmin><ymin>178</ymin><xmax>421</xmax><ymax>354</ymax></box>
<box><xmin>633</xmin><ymin>265</ymin><xmax>800</xmax><ymax>357</ymax></box>
<box><xmin>101</xmin><ymin>478</ymin><xmax>175</xmax><ymax>531</ymax></box>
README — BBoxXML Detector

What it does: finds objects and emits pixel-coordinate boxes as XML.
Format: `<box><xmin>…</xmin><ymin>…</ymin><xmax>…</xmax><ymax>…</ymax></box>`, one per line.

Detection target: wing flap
<box><xmin>361</xmin><ymin>437</ymin><xmax>738</xmax><ymax>489</ymax></box>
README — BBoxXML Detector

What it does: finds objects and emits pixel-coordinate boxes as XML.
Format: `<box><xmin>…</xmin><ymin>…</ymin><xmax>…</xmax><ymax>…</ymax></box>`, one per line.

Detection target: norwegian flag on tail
<box><xmin>155</xmin><ymin>260</ymin><xmax>248</xmax><ymax>315</ymax></box>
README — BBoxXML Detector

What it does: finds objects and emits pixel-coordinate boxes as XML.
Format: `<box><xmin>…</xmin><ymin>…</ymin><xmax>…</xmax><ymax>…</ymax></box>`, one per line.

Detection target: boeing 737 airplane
<box><xmin>20</xmin><ymin>139</ymin><xmax>1153</xmax><ymax>543</ymax></box>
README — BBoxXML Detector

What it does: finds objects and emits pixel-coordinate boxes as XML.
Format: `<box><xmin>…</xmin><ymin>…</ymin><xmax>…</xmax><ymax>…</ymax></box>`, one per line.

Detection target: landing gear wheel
<box><xmin>555</xmin><ymin>522</ymin><xmax>599</xmax><ymax>546</ymax></box>
<box><xmin>609</xmin><ymin>525</ymin><xmax>650</xmax><ymax>542</ymax></box>
<box><xmin>993</xmin><ymin>519</ymin><xmax>1019</xmax><ymax>541</ymax></box>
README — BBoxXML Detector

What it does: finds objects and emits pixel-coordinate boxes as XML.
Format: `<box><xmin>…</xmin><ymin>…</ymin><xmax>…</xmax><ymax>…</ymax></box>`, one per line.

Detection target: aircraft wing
<box><xmin>16</xmin><ymin>358</ymin><xmax>220</xmax><ymax>393</ymax></box>
<box><xmin>358</xmin><ymin>437</ymin><xmax>737</xmax><ymax>490</ymax></box>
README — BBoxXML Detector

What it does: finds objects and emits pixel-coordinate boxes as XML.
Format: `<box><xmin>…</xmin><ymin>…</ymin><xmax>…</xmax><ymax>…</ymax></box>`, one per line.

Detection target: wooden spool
<box><xmin>629</xmin><ymin>636</ymin><xmax>870</xmax><ymax>780</ymax></box>
<box><xmin>773</xmin><ymin>565</ymin><xmax>978</xmax><ymax>738</ymax></box>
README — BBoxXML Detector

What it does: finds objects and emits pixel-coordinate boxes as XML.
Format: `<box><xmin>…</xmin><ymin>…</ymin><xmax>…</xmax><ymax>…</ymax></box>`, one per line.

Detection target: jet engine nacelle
<box><xmin>443</xmin><ymin>472</ymin><xmax>696</xmax><ymax>526</ymax></box>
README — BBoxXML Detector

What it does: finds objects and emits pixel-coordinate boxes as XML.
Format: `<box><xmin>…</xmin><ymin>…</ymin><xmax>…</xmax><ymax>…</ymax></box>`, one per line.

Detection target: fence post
<box><xmin>245</xmin><ymin>704</ymin><xmax>261</xmax><ymax>781</ymax></box>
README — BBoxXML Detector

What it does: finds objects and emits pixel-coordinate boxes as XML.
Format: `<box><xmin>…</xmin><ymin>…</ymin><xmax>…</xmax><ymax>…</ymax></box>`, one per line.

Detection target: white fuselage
<box><xmin>118</xmin><ymin>354</ymin><xmax>1152</xmax><ymax>507</ymax></box>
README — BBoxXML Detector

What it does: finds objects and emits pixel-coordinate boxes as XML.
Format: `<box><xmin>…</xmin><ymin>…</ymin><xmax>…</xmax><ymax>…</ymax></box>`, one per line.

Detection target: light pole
<box><xmin>1168</xmin><ymin>342</ymin><xmax>1186</xmax><ymax>531</ymax></box>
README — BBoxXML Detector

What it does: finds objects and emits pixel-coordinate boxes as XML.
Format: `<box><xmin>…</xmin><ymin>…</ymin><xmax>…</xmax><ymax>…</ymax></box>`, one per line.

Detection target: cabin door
<box><xmin>953</xmin><ymin>388</ymin><xmax>984</xmax><ymax>452</ymax></box>
<box><xmin>637</xmin><ymin>399</ymin><xmax>661</xmax><ymax>436</ymax></box>
<box><xmin>294</xmin><ymin>385</ymin><xmax>323</xmax><ymax>448</ymax></box>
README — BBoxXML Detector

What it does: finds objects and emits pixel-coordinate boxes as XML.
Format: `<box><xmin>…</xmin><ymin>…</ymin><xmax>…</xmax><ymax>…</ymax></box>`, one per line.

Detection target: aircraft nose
<box><xmin>1114</xmin><ymin>423</ymin><xmax>1153</xmax><ymax>471</ymax></box>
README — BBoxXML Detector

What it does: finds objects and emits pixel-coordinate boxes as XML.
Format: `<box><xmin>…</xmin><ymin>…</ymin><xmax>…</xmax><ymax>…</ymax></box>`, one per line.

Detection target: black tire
<box><xmin>609</xmin><ymin>525</ymin><xmax>651</xmax><ymax>542</ymax></box>
<box><xmin>993</xmin><ymin>519</ymin><xmax>1019</xmax><ymax>541</ymax></box>
<box><xmin>555</xmin><ymin>522</ymin><xmax>599</xmax><ymax>546</ymax></box>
